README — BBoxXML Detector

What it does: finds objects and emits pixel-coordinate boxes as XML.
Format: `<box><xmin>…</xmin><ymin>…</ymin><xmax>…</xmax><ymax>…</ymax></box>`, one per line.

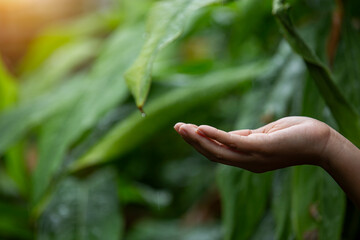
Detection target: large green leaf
<box><xmin>217</xmin><ymin>167</ymin><xmax>272</xmax><ymax>240</ymax></box>
<box><xmin>291</xmin><ymin>166</ymin><xmax>321</xmax><ymax>240</ymax></box>
<box><xmin>71</xmin><ymin>62</ymin><xmax>267</xmax><ymax>170</ymax></box>
<box><xmin>271</xmin><ymin>169</ymin><xmax>292</xmax><ymax>240</ymax></box>
<box><xmin>0</xmin><ymin>73</ymin><xmax>83</xmax><ymax>198</ymax></box>
<box><xmin>124</xmin><ymin>0</ymin><xmax>219</xmax><ymax>109</ymax></box>
<box><xmin>37</xmin><ymin>168</ymin><xmax>122</xmax><ymax>240</ymax></box>
<box><xmin>0</xmin><ymin>60</ymin><xmax>29</xmax><ymax>196</ymax></box>
<box><xmin>20</xmin><ymin>38</ymin><xmax>101</xmax><ymax>100</ymax></box>
<box><xmin>32</xmin><ymin>25</ymin><xmax>145</xmax><ymax>203</ymax></box>
<box><xmin>333</xmin><ymin>0</ymin><xmax>360</xmax><ymax>112</ymax></box>
<box><xmin>318</xmin><ymin>171</ymin><xmax>345</xmax><ymax>240</ymax></box>
<box><xmin>272</xmin><ymin>0</ymin><xmax>360</xmax><ymax>147</ymax></box>
<box><xmin>0</xmin><ymin>75</ymin><xmax>84</xmax><ymax>196</ymax></box>
<box><xmin>291</xmin><ymin>166</ymin><xmax>345</xmax><ymax>240</ymax></box>
<box><xmin>0</xmin><ymin>75</ymin><xmax>85</xmax><ymax>155</ymax></box>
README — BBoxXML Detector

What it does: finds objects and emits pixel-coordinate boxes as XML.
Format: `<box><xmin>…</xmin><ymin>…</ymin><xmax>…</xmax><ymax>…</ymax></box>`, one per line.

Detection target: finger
<box><xmin>178</xmin><ymin>124</ymin><xmax>218</xmax><ymax>158</ymax></box>
<box><xmin>197</xmin><ymin>125</ymin><xmax>270</xmax><ymax>153</ymax></box>
<box><xmin>181</xmin><ymin>125</ymin><xmax>259</xmax><ymax>169</ymax></box>
<box><xmin>179</xmin><ymin>124</ymin><xmax>242</xmax><ymax>163</ymax></box>
<box><xmin>228</xmin><ymin>124</ymin><xmax>273</xmax><ymax>135</ymax></box>
<box><xmin>174</xmin><ymin>122</ymin><xmax>185</xmax><ymax>133</ymax></box>
<box><xmin>197</xmin><ymin>125</ymin><xmax>243</xmax><ymax>149</ymax></box>
<box><xmin>229</xmin><ymin>129</ymin><xmax>253</xmax><ymax>136</ymax></box>
<box><xmin>179</xmin><ymin>124</ymin><xmax>268</xmax><ymax>170</ymax></box>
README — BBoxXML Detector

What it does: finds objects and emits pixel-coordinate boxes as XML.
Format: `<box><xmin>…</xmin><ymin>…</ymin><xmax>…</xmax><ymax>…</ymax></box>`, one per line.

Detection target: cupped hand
<box><xmin>174</xmin><ymin>117</ymin><xmax>332</xmax><ymax>173</ymax></box>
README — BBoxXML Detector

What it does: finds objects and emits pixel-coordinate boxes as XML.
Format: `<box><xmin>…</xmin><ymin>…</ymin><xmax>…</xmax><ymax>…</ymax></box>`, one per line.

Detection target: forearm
<box><xmin>321</xmin><ymin>128</ymin><xmax>360</xmax><ymax>207</ymax></box>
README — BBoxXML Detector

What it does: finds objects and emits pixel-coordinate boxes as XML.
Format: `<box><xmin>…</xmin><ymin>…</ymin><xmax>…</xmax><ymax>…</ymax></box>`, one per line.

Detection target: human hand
<box><xmin>174</xmin><ymin>116</ymin><xmax>333</xmax><ymax>173</ymax></box>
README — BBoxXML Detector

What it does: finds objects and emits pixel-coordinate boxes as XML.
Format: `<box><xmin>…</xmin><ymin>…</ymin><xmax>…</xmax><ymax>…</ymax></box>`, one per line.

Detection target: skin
<box><xmin>174</xmin><ymin>116</ymin><xmax>360</xmax><ymax>207</ymax></box>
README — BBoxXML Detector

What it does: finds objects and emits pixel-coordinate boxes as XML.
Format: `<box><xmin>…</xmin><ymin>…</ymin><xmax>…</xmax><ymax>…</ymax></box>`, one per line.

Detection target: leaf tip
<box><xmin>138</xmin><ymin>106</ymin><xmax>146</xmax><ymax>117</ymax></box>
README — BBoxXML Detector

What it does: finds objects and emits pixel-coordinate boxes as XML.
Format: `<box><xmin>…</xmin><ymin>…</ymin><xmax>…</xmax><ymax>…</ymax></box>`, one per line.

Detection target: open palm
<box><xmin>175</xmin><ymin>117</ymin><xmax>332</xmax><ymax>173</ymax></box>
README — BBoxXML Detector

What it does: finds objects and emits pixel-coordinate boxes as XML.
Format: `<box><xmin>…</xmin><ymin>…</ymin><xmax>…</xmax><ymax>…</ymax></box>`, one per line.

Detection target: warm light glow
<box><xmin>0</xmin><ymin>0</ymin><xmax>38</xmax><ymax>8</ymax></box>
<box><xmin>0</xmin><ymin>0</ymin><xmax>107</xmax><ymax>69</ymax></box>
<box><xmin>0</xmin><ymin>0</ymin><xmax>92</xmax><ymax>68</ymax></box>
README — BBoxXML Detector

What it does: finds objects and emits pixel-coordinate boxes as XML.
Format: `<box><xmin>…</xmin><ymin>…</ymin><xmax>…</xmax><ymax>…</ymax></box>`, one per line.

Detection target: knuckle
<box><xmin>228</xmin><ymin>134</ymin><xmax>237</xmax><ymax>148</ymax></box>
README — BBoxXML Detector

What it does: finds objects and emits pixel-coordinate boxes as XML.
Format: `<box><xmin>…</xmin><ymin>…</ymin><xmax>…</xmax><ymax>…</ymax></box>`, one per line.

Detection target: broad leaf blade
<box><xmin>291</xmin><ymin>166</ymin><xmax>345</xmax><ymax>240</ymax></box>
<box><xmin>0</xmin><ymin>60</ymin><xmax>30</xmax><ymax>196</ymax></box>
<box><xmin>0</xmin><ymin>75</ymin><xmax>85</xmax><ymax>155</ymax></box>
<box><xmin>272</xmin><ymin>0</ymin><xmax>360</xmax><ymax>147</ymax></box>
<box><xmin>291</xmin><ymin>166</ymin><xmax>321</xmax><ymax>239</ymax></box>
<box><xmin>37</xmin><ymin>168</ymin><xmax>122</xmax><ymax>240</ymax></box>
<box><xmin>333</xmin><ymin>1</ymin><xmax>360</xmax><ymax>112</ymax></box>
<box><xmin>319</xmin><ymin>171</ymin><xmax>345</xmax><ymax>240</ymax></box>
<box><xmin>32</xmin><ymin>25</ymin><xmax>145</xmax><ymax>203</ymax></box>
<box><xmin>20</xmin><ymin>38</ymin><xmax>100</xmax><ymax>100</ymax></box>
<box><xmin>124</xmin><ymin>0</ymin><xmax>219</xmax><ymax>109</ymax></box>
<box><xmin>272</xmin><ymin>169</ymin><xmax>292</xmax><ymax>240</ymax></box>
<box><xmin>217</xmin><ymin>167</ymin><xmax>272</xmax><ymax>240</ymax></box>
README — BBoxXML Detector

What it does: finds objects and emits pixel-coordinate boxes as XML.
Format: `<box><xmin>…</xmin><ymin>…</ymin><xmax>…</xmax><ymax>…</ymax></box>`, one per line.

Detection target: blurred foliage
<box><xmin>0</xmin><ymin>60</ymin><xmax>17</xmax><ymax>110</ymax></box>
<box><xmin>0</xmin><ymin>0</ymin><xmax>359</xmax><ymax>239</ymax></box>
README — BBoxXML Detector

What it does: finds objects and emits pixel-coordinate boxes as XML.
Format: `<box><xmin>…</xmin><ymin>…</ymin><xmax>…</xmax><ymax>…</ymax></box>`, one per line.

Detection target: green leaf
<box><xmin>126</xmin><ymin>220</ymin><xmax>222</xmax><ymax>240</ymax></box>
<box><xmin>0</xmin><ymin>59</ymin><xmax>17</xmax><ymax>111</ymax></box>
<box><xmin>0</xmin><ymin>200</ymin><xmax>32</xmax><ymax>239</ymax></box>
<box><xmin>318</xmin><ymin>171</ymin><xmax>345</xmax><ymax>240</ymax></box>
<box><xmin>291</xmin><ymin>166</ymin><xmax>345</xmax><ymax>240</ymax></box>
<box><xmin>72</xmin><ymin>62</ymin><xmax>267</xmax><ymax>170</ymax></box>
<box><xmin>20</xmin><ymin>38</ymin><xmax>101</xmax><ymax>100</ymax></box>
<box><xmin>0</xmin><ymin>75</ymin><xmax>85</xmax><ymax>155</ymax></box>
<box><xmin>19</xmin><ymin>12</ymin><xmax>121</xmax><ymax>75</ymax></box>
<box><xmin>217</xmin><ymin>166</ymin><xmax>272</xmax><ymax>240</ymax></box>
<box><xmin>5</xmin><ymin>142</ymin><xmax>29</xmax><ymax>196</ymax></box>
<box><xmin>333</xmin><ymin>1</ymin><xmax>360</xmax><ymax>112</ymax></box>
<box><xmin>124</xmin><ymin>0</ymin><xmax>219</xmax><ymax>109</ymax></box>
<box><xmin>37</xmin><ymin>168</ymin><xmax>122</xmax><ymax>240</ymax></box>
<box><xmin>271</xmin><ymin>169</ymin><xmax>293</xmax><ymax>240</ymax></box>
<box><xmin>272</xmin><ymin>0</ymin><xmax>360</xmax><ymax>147</ymax></box>
<box><xmin>0</xmin><ymin>61</ymin><xmax>27</xmax><ymax>197</ymax></box>
<box><xmin>249</xmin><ymin>212</ymin><xmax>276</xmax><ymax>240</ymax></box>
<box><xmin>291</xmin><ymin>166</ymin><xmax>320</xmax><ymax>239</ymax></box>
<box><xmin>263</xmin><ymin>51</ymin><xmax>305</xmax><ymax>118</ymax></box>
<box><xmin>32</xmin><ymin>25</ymin><xmax>145</xmax><ymax>203</ymax></box>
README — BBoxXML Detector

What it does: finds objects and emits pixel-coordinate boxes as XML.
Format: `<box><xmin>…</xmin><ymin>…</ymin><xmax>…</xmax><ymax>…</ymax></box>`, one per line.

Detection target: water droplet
<box><xmin>139</xmin><ymin>106</ymin><xmax>146</xmax><ymax>117</ymax></box>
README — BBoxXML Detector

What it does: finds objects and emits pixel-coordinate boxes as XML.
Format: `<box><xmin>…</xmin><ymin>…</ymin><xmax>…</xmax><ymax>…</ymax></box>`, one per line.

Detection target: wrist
<box><xmin>318</xmin><ymin>127</ymin><xmax>338</xmax><ymax>171</ymax></box>
<box><xmin>319</xmin><ymin>127</ymin><xmax>360</xmax><ymax>173</ymax></box>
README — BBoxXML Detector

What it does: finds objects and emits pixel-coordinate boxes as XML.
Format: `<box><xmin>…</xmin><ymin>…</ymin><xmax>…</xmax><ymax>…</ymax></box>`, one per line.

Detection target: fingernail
<box><xmin>179</xmin><ymin>126</ymin><xmax>188</xmax><ymax>136</ymax></box>
<box><xmin>174</xmin><ymin>122</ymin><xmax>184</xmax><ymax>132</ymax></box>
